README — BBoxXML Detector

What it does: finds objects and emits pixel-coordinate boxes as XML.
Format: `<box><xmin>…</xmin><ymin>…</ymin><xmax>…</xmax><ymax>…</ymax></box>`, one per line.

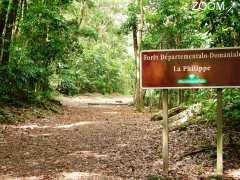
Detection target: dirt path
<box><xmin>0</xmin><ymin>96</ymin><xmax>239</xmax><ymax>180</ymax></box>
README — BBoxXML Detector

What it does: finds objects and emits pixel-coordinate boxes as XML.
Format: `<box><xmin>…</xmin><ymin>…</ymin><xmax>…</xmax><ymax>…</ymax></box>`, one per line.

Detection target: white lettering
<box><xmin>192</xmin><ymin>2</ymin><xmax>199</xmax><ymax>10</ymax></box>
<box><xmin>207</xmin><ymin>2</ymin><xmax>216</xmax><ymax>11</ymax></box>
<box><xmin>216</xmin><ymin>2</ymin><xmax>225</xmax><ymax>11</ymax></box>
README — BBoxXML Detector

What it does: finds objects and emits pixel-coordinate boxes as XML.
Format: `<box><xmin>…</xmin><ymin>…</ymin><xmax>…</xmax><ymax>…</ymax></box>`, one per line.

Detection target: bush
<box><xmin>57</xmin><ymin>79</ymin><xmax>79</xmax><ymax>96</ymax></box>
<box><xmin>224</xmin><ymin>101</ymin><xmax>240</xmax><ymax>121</ymax></box>
<box><xmin>0</xmin><ymin>108</ymin><xmax>18</xmax><ymax>124</ymax></box>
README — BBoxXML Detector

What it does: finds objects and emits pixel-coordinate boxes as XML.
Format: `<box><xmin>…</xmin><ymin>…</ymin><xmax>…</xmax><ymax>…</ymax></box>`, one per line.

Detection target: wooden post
<box><xmin>162</xmin><ymin>89</ymin><xmax>169</xmax><ymax>174</ymax></box>
<box><xmin>216</xmin><ymin>88</ymin><xmax>223</xmax><ymax>176</ymax></box>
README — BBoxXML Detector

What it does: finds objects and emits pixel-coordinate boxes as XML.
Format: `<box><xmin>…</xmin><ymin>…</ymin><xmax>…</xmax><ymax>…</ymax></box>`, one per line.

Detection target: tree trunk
<box><xmin>1</xmin><ymin>0</ymin><xmax>20</xmax><ymax>64</ymax></box>
<box><xmin>0</xmin><ymin>0</ymin><xmax>9</xmax><ymax>58</ymax></box>
<box><xmin>14</xmin><ymin>0</ymin><xmax>27</xmax><ymax>36</ymax></box>
<box><xmin>176</xmin><ymin>32</ymin><xmax>184</xmax><ymax>106</ymax></box>
<box><xmin>78</xmin><ymin>0</ymin><xmax>86</xmax><ymax>26</ymax></box>
<box><xmin>136</xmin><ymin>0</ymin><xmax>144</xmax><ymax>111</ymax></box>
<box><xmin>133</xmin><ymin>24</ymin><xmax>139</xmax><ymax>105</ymax></box>
<box><xmin>159</xmin><ymin>90</ymin><xmax>163</xmax><ymax>109</ymax></box>
<box><xmin>232</xmin><ymin>31</ymin><xmax>238</xmax><ymax>47</ymax></box>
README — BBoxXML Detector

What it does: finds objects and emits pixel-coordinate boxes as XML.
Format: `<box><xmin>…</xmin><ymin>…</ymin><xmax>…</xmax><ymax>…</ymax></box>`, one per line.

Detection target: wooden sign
<box><xmin>141</xmin><ymin>47</ymin><xmax>240</xmax><ymax>89</ymax></box>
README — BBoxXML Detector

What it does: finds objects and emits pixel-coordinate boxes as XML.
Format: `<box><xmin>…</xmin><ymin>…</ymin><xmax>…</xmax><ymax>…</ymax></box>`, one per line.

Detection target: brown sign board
<box><xmin>141</xmin><ymin>47</ymin><xmax>240</xmax><ymax>89</ymax></box>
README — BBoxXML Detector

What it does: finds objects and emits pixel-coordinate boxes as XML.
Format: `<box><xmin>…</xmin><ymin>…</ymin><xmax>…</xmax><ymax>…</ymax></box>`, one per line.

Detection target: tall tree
<box><xmin>121</xmin><ymin>1</ymin><xmax>144</xmax><ymax>110</ymax></box>
<box><xmin>0</xmin><ymin>0</ymin><xmax>9</xmax><ymax>58</ymax></box>
<box><xmin>1</xmin><ymin>0</ymin><xmax>20</xmax><ymax>64</ymax></box>
<box><xmin>14</xmin><ymin>0</ymin><xmax>27</xmax><ymax>36</ymax></box>
<box><xmin>137</xmin><ymin>0</ymin><xmax>144</xmax><ymax>111</ymax></box>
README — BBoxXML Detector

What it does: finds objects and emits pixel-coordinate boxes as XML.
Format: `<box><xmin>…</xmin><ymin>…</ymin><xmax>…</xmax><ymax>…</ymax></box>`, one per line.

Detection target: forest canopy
<box><xmin>0</xmin><ymin>0</ymin><xmax>133</xmax><ymax>103</ymax></box>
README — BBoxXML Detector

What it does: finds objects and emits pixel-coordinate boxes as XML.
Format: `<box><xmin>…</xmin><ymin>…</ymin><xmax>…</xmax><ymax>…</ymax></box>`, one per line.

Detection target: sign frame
<box><xmin>140</xmin><ymin>47</ymin><xmax>240</xmax><ymax>89</ymax></box>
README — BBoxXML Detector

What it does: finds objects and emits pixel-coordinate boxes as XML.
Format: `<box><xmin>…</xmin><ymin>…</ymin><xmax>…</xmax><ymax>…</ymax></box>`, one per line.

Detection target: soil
<box><xmin>0</xmin><ymin>95</ymin><xmax>239</xmax><ymax>180</ymax></box>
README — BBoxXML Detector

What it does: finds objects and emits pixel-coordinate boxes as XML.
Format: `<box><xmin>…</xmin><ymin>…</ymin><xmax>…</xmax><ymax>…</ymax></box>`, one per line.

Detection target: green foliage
<box><xmin>144</xmin><ymin>90</ymin><xmax>161</xmax><ymax>110</ymax></box>
<box><xmin>0</xmin><ymin>1</ymin><xmax>71</xmax><ymax>101</ymax></box>
<box><xmin>201</xmin><ymin>99</ymin><xmax>217</xmax><ymax>122</ymax></box>
<box><xmin>200</xmin><ymin>0</ymin><xmax>240</xmax><ymax>47</ymax></box>
<box><xmin>56</xmin><ymin>0</ymin><xmax>134</xmax><ymax>95</ymax></box>
<box><xmin>20</xmin><ymin>3</ymin><xmax>69</xmax><ymax>64</ymax></box>
<box><xmin>57</xmin><ymin>78</ymin><xmax>79</xmax><ymax>96</ymax></box>
<box><xmin>1</xmin><ymin>0</ymin><xmax>133</xmax><ymax>103</ymax></box>
<box><xmin>0</xmin><ymin>0</ymin><xmax>9</xmax><ymax>11</ymax></box>
<box><xmin>141</xmin><ymin>0</ymin><xmax>207</xmax><ymax>50</ymax></box>
<box><xmin>121</xmin><ymin>2</ymin><xmax>139</xmax><ymax>34</ymax></box>
<box><xmin>223</xmin><ymin>89</ymin><xmax>240</xmax><ymax>121</ymax></box>
<box><xmin>78</xmin><ymin>26</ymin><xmax>98</xmax><ymax>40</ymax></box>
<box><xmin>0</xmin><ymin>108</ymin><xmax>17</xmax><ymax>124</ymax></box>
<box><xmin>224</xmin><ymin>102</ymin><xmax>240</xmax><ymax>120</ymax></box>
<box><xmin>193</xmin><ymin>89</ymin><xmax>240</xmax><ymax>122</ymax></box>
<box><xmin>0</xmin><ymin>63</ymin><xmax>38</xmax><ymax>101</ymax></box>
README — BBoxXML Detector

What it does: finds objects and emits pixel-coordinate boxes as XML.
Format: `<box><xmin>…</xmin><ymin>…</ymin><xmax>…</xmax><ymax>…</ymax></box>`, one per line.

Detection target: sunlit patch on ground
<box><xmin>13</xmin><ymin>121</ymin><xmax>97</xmax><ymax>130</ymax></box>
<box><xmin>59</xmin><ymin>95</ymin><xmax>133</xmax><ymax>107</ymax></box>
<box><xmin>103</xmin><ymin>111</ymin><xmax>119</xmax><ymax>114</ymax></box>
<box><xmin>17</xmin><ymin>125</ymin><xmax>50</xmax><ymax>129</ymax></box>
<box><xmin>58</xmin><ymin>172</ymin><xmax>122</xmax><ymax>180</ymax></box>
<box><xmin>59</xmin><ymin>172</ymin><xmax>99</xmax><ymax>179</ymax></box>
<box><xmin>68</xmin><ymin>151</ymin><xmax>108</xmax><ymax>159</ymax></box>
<box><xmin>56</xmin><ymin>122</ymin><xmax>95</xmax><ymax>129</ymax></box>
<box><xmin>117</xmin><ymin>143</ymin><xmax>128</xmax><ymax>148</ymax></box>
<box><xmin>0</xmin><ymin>175</ymin><xmax>43</xmax><ymax>180</ymax></box>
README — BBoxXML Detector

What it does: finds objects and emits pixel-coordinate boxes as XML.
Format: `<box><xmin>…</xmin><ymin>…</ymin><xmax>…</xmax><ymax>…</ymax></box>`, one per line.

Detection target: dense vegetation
<box><xmin>0</xmin><ymin>0</ymin><xmax>133</xmax><ymax>104</ymax></box>
<box><xmin>0</xmin><ymin>0</ymin><xmax>240</xmax><ymax>121</ymax></box>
